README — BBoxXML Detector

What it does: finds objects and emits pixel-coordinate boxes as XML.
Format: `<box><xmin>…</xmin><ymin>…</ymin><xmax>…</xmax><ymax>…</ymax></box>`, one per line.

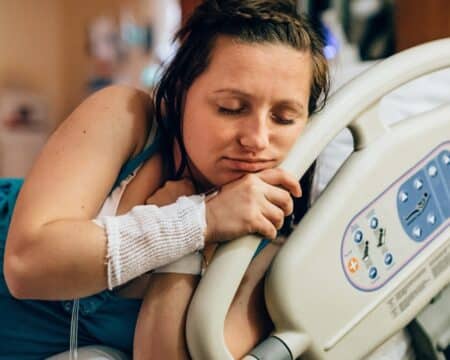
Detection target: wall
<box><xmin>0</xmin><ymin>0</ymin><xmax>127</xmax><ymax>127</ymax></box>
<box><xmin>395</xmin><ymin>0</ymin><xmax>450</xmax><ymax>51</ymax></box>
<box><xmin>60</xmin><ymin>0</ymin><xmax>125</xmax><ymax>123</ymax></box>
<box><xmin>180</xmin><ymin>0</ymin><xmax>202</xmax><ymax>24</ymax></box>
<box><xmin>0</xmin><ymin>0</ymin><xmax>64</xmax><ymax>126</ymax></box>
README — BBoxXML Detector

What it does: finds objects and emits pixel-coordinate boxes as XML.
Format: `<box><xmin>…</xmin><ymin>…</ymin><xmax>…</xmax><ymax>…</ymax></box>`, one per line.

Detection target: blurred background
<box><xmin>0</xmin><ymin>0</ymin><xmax>449</xmax><ymax>177</ymax></box>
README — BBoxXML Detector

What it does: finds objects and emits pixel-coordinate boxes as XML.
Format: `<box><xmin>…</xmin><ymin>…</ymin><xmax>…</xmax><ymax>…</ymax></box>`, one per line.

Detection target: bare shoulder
<box><xmin>10</xmin><ymin>85</ymin><xmax>155</xmax><ymax>234</ymax></box>
<box><xmin>68</xmin><ymin>85</ymin><xmax>153</xmax><ymax>154</ymax></box>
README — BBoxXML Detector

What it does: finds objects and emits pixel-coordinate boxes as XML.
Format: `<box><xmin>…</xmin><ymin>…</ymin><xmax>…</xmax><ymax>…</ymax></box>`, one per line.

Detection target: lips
<box><xmin>222</xmin><ymin>157</ymin><xmax>274</xmax><ymax>172</ymax></box>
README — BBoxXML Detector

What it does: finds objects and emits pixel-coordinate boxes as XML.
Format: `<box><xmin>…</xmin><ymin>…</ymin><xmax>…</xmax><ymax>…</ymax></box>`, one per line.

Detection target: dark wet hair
<box><xmin>153</xmin><ymin>0</ymin><xmax>329</xmax><ymax>224</ymax></box>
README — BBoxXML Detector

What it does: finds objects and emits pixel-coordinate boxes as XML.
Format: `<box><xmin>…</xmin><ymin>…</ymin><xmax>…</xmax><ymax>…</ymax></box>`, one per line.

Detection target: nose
<box><xmin>238</xmin><ymin>114</ymin><xmax>270</xmax><ymax>152</ymax></box>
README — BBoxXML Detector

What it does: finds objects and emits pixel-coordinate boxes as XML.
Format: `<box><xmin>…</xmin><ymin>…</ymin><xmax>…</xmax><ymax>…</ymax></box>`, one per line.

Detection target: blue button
<box><xmin>384</xmin><ymin>253</ymin><xmax>393</xmax><ymax>266</ymax></box>
<box><xmin>354</xmin><ymin>230</ymin><xmax>363</xmax><ymax>244</ymax></box>
<box><xmin>369</xmin><ymin>266</ymin><xmax>378</xmax><ymax>279</ymax></box>
<box><xmin>370</xmin><ymin>217</ymin><xmax>379</xmax><ymax>229</ymax></box>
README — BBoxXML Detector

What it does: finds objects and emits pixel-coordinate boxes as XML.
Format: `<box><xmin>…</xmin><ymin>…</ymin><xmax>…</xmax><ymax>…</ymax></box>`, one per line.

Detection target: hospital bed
<box><xmin>187</xmin><ymin>37</ymin><xmax>450</xmax><ymax>360</ymax></box>
<box><xmin>50</xmin><ymin>38</ymin><xmax>450</xmax><ymax>359</ymax></box>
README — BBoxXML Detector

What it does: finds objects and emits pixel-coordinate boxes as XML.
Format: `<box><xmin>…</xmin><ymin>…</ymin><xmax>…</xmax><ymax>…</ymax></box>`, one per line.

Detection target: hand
<box><xmin>146</xmin><ymin>178</ymin><xmax>195</xmax><ymax>207</ymax></box>
<box><xmin>205</xmin><ymin>168</ymin><xmax>302</xmax><ymax>243</ymax></box>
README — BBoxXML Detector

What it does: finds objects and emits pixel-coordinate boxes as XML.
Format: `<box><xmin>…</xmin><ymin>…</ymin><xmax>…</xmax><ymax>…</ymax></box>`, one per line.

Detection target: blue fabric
<box><xmin>112</xmin><ymin>129</ymin><xmax>162</xmax><ymax>191</ymax></box>
<box><xmin>253</xmin><ymin>238</ymin><xmax>271</xmax><ymax>259</ymax></box>
<box><xmin>0</xmin><ymin>133</ymin><xmax>161</xmax><ymax>359</ymax></box>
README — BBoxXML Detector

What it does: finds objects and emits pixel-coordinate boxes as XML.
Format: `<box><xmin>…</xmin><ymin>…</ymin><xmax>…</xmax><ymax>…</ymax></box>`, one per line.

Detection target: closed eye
<box><xmin>271</xmin><ymin>113</ymin><xmax>296</xmax><ymax>125</ymax></box>
<box><xmin>218</xmin><ymin>106</ymin><xmax>245</xmax><ymax>115</ymax></box>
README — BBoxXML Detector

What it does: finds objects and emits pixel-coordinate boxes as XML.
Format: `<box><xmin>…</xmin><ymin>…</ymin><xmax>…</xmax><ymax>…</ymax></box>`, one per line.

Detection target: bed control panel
<box><xmin>341</xmin><ymin>143</ymin><xmax>450</xmax><ymax>291</ymax></box>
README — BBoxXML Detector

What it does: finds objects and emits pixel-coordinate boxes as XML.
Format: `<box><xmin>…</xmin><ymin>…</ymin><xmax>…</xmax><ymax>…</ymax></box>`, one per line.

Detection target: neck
<box><xmin>172</xmin><ymin>140</ymin><xmax>215</xmax><ymax>193</ymax></box>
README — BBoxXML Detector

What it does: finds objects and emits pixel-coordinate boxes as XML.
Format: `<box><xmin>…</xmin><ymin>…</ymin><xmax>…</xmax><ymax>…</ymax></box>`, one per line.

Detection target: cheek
<box><xmin>273</xmin><ymin>123</ymin><xmax>306</xmax><ymax>156</ymax></box>
<box><xmin>182</xmin><ymin>113</ymin><xmax>230</xmax><ymax>165</ymax></box>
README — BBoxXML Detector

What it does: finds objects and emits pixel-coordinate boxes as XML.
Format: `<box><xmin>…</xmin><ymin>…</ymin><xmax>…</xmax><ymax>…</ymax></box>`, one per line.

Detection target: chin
<box><xmin>210</xmin><ymin>171</ymin><xmax>248</xmax><ymax>187</ymax></box>
<box><xmin>194</xmin><ymin>166</ymin><xmax>246</xmax><ymax>190</ymax></box>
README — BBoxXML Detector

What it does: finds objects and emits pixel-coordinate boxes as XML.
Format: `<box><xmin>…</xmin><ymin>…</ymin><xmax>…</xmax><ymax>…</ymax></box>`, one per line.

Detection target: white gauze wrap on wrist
<box><xmin>97</xmin><ymin>194</ymin><xmax>206</xmax><ymax>289</ymax></box>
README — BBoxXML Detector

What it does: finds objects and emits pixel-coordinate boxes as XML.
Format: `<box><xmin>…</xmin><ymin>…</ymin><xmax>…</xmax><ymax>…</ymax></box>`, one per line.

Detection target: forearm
<box><xmin>5</xmin><ymin>219</ymin><xmax>108</xmax><ymax>300</ymax></box>
<box><xmin>132</xmin><ymin>243</ymin><xmax>275</xmax><ymax>360</ymax></box>
<box><xmin>5</xmin><ymin>195</ymin><xmax>207</xmax><ymax>300</ymax></box>
<box><xmin>134</xmin><ymin>273</ymin><xmax>200</xmax><ymax>360</ymax></box>
<box><xmin>223</xmin><ymin>243</ymin><xmax>280</xmax><ymax>359</ymax></box>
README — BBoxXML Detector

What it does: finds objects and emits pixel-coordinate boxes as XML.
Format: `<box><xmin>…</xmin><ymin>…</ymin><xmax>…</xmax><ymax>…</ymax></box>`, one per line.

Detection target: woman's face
<box><xmin>181</xmin><ymin>36</ymin><xmax>313</xmax><ymax>188</ymax></box>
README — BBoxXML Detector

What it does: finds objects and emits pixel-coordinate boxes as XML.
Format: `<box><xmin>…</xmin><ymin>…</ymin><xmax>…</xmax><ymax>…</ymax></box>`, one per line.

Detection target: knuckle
<box><xmin>259</xmin><ymin>220</ymin><xmax>276</xmax><ymax>240</ymax></box>
<box><xmin>243</xmin><ymin>207</ymin><xmax>256</xmax><ymax>225</ymax></box>
<box><xmin>245</xmin><ymin>180</ymin><xmax>259</xmax><ymax>193</ymax></box>
<box><xmin>285</xmin><ymin>196</ymin><xmax>294</xmax><ymax>214</ymax></box>
<box><xmin>268</xmin><ymin>226</ymin><xmax>277</xmax><ymax>240</ymax></box>
<box><xmin>278</xmin><ymin>215</ymin><xmax>285</xmax><ymax>229</ymax></box>
<box><xmin>275</xmin><ymin>210</ymin><xmax>285</xmax><ymax>229</ymax></box>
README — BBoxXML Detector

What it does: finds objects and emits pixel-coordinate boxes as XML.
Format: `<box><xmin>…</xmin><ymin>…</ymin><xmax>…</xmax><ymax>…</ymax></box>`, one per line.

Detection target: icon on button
<box><xmin>399</xmin><ymin>192</ymin><xmax>408</xmax><ymax>202</ymax></box>
<box><xmin>427</xmin><ymin>213</ymin><xmax>436</xmax><ymax>225</ymax></box>
<box><xmin>412</xmin><ymin>226</ymin><xmax>422</xmax><ymax>238</ymax></box>
<box><xmin>428</xmin><ymin>165</ymin><xmax>438</xmax><ymax>177</ymax></box>
<box><xmin>443</xmin><ymin>154</ymin><xmax>450</xmax><ymax>165</ymax></box>
<box><xmin>413</xmin><ymin>179</ymin><xmax>423</xmax><ymax>189</ymax></box>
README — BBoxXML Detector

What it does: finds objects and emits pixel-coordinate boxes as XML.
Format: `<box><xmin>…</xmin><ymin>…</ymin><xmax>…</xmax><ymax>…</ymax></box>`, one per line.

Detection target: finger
<box><xmin>272</xmin><ymin>234</ymin><xmax>287</xmax><ymax>245</ymax></box>
<box><xmin>254</xmin><ymin>216</ymin><xmax>278</xmax><ymax>240</ymax></box>
<box><xmin>257</xmin><ymin>168</ymin><xmax>302</xmax><ymax>198</ymax></box>
<box><xmin>261</xmin><ymin>201</ymin><xmax>286</xmax><ymax>230</ymax></box>
<box><xmin>263</xmin><ymin>185</ymin><xmax>294</xmax><ymax>216</ymax></box>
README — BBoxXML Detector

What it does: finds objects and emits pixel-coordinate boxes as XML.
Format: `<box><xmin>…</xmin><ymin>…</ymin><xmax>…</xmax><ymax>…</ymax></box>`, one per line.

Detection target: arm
<box><xmin>134</xmin><ymin>243</ymin><xmax>279</xmax><ymax>360</ymax></box>
<box><xmin>133</xmin><ymin>273</ymin><xmax>200</xmax><ymax>360</ymax></box>
<box><xmin>133</xmin><ymin>169</ymin><xmax>300</xmax><ymax>359</ymax></box>
<box><xmin>4</xmin><ymin>85</ymin><xmax>152</xmax><ymax>300</ymax></box>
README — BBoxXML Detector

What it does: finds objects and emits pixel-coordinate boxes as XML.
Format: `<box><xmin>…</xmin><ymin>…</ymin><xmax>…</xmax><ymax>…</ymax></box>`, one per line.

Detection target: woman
<box><xmin>1</xmin><ymin>0</ymin><xmax>329</xmax><ymax>358</ymax></box>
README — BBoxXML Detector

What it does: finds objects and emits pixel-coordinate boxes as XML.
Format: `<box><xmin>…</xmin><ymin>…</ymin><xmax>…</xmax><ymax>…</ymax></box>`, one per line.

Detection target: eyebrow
<box><xmin>213</xmin><ymin>88</ymin><xmax>252</xmax><ymax>98</ymax></box>
<box><xmin>213</xmin><ymin>88</ymin><xmax>305</xmax><ymax>113</ymax></box>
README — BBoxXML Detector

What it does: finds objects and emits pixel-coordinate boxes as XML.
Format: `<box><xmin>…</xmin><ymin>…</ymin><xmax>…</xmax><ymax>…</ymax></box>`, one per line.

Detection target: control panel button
<box><xmin>443</xmin><ymin>154</ymin><xmax>450</xmax><ymax>165</ymax></box>
<box><xmin>427</xmin><ymin>213</ymin><xmax>436</xmax><ymax>225</ymax></box>
<box><xmin>384</xmin><ymin>253</ymin><xmax>393</xmax><ymax>266</ymax></box>
<box><xmin>412</xmin><ymin>226</ymin><xmax>422</xmax><ymax>238</ymax></box>
<box><xmin>370</xmin><ymin>217</ymin><xmax>379</xmax><ymax>229</ymax></box>
<box><xmin>428</xmin><ymin>165</ymin><xmax>438</xmax><ymax>177</ymax></box>
<box><xmin>413</xmin><ymin>179</ymin><xmax>423</xmax><ymax>189</ymax></box>
<box><xmin>368</xmin><ymin>266</ymin><xmax>378</xmax><ymax>279</ymax></box>
<box><xmin>354</xmin><ymin>230</ymin><xmax>363</xmax><ymax>244</ymax></box>
<box><xmin>399</xmin><ymin>191</ymin><xmax>408</xmax><ymax>202</ymax></box>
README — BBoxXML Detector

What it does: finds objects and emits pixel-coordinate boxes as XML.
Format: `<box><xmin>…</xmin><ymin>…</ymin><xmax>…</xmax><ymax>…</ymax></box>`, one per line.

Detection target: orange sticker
<box><xmin>348</xmin><ymin>257</ymin><xmax>359</xmax><ymax>273</ymax></box>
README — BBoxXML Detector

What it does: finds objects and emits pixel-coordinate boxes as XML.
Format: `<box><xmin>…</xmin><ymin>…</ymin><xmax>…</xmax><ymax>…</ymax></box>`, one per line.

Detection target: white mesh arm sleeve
<box><xmin>95</xmin><ymin>194</ymin><xmax>206</xmax><ymax>289</ymax></box>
